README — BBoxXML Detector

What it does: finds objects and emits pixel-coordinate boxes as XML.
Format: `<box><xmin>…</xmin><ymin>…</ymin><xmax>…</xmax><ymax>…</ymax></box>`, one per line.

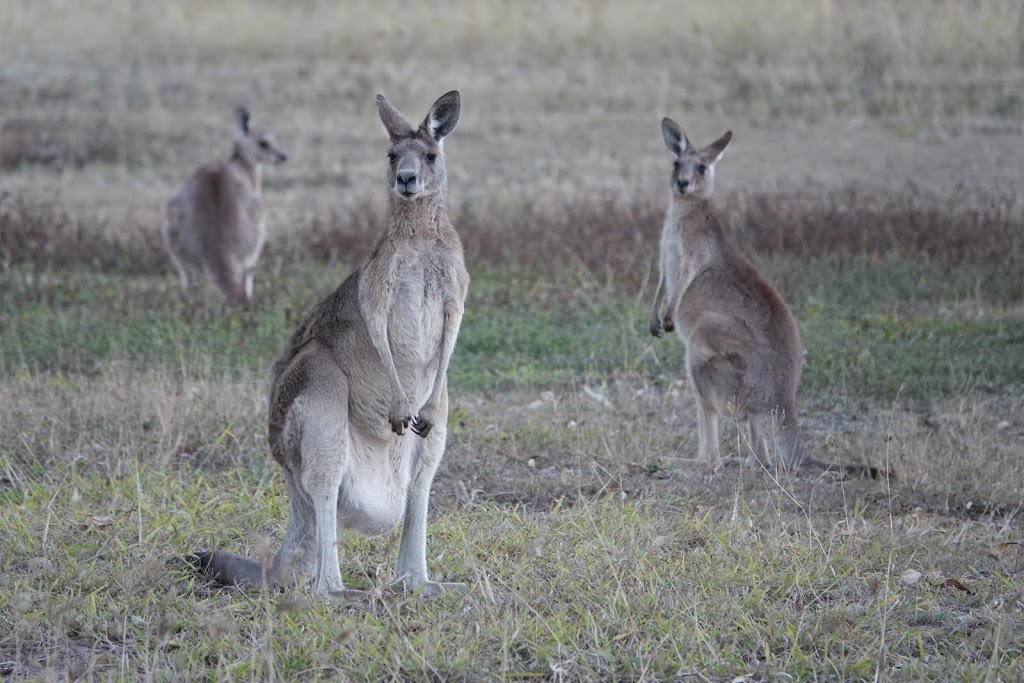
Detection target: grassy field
<box><xmin>2</xmin><ymin>1</ymin><xmax>1024</xmax><ymax>680</ymax></box>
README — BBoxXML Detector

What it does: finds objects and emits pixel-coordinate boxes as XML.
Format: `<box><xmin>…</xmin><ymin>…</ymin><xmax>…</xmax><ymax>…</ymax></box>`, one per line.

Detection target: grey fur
<box><xmin>195</xmin><ymin>91</ymin><xmax>470</xmax><ymax>599</ymax></box>
<box><xmin>650</xmin><ymin>119</ymin><xmax>814</xmax><ymax>470</ymax></box>
<box><xmin>163</xmin><ymin>106</ymin><xmax>287</xmax><ymax>305</ymax></box>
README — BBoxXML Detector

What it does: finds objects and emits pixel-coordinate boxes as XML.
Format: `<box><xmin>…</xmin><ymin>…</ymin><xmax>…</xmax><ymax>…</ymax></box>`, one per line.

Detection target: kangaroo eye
<box><xmin>672</xmin><ymin>161</ymin><xmax>680</xmax><ymax>170</ymax></box>
<box><xmin>259</xmin><ymin>140</ymin><xmax>270</xmax><ymax>149</ymax></box>
<box><xmin>388</xmin><ymin>152</ymin><xmax>398</xmax><ymax>163</ymax></box>
<box><xmin>425</xmin><ymin>153</ymin><xmax>437</xmax><ymax>163</ymax></box>
<box><xmin>697</xmin><ymin>164</ymin><xmax>707</xmax><ymax>175</ymax></box>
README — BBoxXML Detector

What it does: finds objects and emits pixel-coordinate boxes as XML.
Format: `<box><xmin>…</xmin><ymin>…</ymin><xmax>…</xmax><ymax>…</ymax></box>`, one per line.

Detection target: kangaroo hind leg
<box><xmin>394</xmin><ymin>384</ymin><xmax>466</xmax><ymax>596</ymax></box>
<box><xmin>292</xmin><ymin>384</ymin><xmax>363</xmax><ymax>601</ymax></box>
<box><xmin>268</xmin><ymin>469</ymin><xmax>317</xmax><ymax>587</ymax></box>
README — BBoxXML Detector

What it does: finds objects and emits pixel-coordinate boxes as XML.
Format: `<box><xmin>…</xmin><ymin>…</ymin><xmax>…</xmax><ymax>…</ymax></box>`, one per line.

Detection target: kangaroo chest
<box><xmin>387</xmin><ymin>247</ymin><xmax>459</xmax><ymax>367</ymax></box>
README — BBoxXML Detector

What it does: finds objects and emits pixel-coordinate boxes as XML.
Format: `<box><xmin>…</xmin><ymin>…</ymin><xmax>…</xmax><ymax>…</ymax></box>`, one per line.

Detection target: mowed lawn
<box><xmin>2</xmin><ymin>0</ymin><xmax>1024</xmax><ymax>680</ymax></box>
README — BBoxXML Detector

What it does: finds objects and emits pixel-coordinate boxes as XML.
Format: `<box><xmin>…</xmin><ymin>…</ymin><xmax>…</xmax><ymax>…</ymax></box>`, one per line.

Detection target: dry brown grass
<box><xmin>5</xmin><ymin>185</ymin><xmax>1022</xmax><ymax>292</ymax></box>
<box><xmin>3</xmin><ymin>0</ymin><xmax>1023</xmax><ymax>76</ymax></box>
<box><xmin>3</xmin><ymin>365</ymin><xmax>1021</xmax><ymax>518</ymax></box>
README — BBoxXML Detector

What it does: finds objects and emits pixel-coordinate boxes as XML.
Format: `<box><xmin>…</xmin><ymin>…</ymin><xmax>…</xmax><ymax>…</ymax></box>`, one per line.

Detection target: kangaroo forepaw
<box><xmin>662</xmin><ymin>315</ymin><xmax>675</xmax><ymax>333</ymax></box>
<box><xmin>411</xmin><ymin>415</ymin><xmax>433</xmax><ymax>438</ymax></box>
<box><xmin>649</xmin><ymin>318</ymin><xmax>662</xmax><ymax>337</ymax></box>
<box><xmin>389</xmin><ymin>410</ymin><xmax>412</xmax><ymax>435</ymax></box>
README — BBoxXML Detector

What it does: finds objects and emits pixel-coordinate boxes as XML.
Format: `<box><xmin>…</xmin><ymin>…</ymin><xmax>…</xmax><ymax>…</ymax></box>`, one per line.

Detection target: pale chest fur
<box><xmin>383</xmin><ymin>242</ymin><xmax>466</xmax><ymax>395</ymax></box>
<box><xmin>661</xmin><ymin>207</ymin><xmax>717</xmax><ymax>301</ymax></box>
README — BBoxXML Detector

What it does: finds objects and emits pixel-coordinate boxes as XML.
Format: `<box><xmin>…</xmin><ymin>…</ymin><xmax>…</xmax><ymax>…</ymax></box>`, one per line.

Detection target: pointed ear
<box><xmin>661</xmin><ymin>117</ymin><xmax>694</xmax><ymax>155</ymax></box>
<box><xmin>661</xmin><ymin>118</ymin><xmax>682</xmax><ymax>155</ymax></box>
<box><xmin>424</xmin><ymin>90</ymin><xmax>460</xmax><ymax>143</ymax></box>
<box><xmin>701</xmin><ymin>130</ymin><xmax>733</xmax><ymax>164</ymax></box>
<box><xmin>376</xmin><ymin>94</ymin><xmax>414</xmax><ymax>142</ymax></box>
<box><xmin>234</xmin><ymin>106</ymin><xmax>251</xmax><ymax>136</ymax></box>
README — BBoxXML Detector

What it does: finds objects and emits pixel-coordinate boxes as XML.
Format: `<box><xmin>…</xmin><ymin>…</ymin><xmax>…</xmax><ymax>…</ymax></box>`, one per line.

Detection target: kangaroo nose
<box><xmin>679</xmin><ymin>180</ymin><xmax>690</xmax><ymax>190</ymax></box>
<box><xmin>397</xmin><ymin>170</ymin><xmax>417</xmax><ymax>186</ymax></box>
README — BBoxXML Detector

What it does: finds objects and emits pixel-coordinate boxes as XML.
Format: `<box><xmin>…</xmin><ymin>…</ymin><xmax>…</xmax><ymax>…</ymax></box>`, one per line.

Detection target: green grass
<box><xmin>4</xmin><ymin>257</ymin><xmax>1022</xmax><ymax>399</ymax></box>
<box><xmin>1</xmin><ymin>456</ymin><xmax>1019</xmax><ymax>681</ymax></box>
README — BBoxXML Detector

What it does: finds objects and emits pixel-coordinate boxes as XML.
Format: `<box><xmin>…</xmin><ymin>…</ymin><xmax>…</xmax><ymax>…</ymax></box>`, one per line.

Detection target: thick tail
<box><xmin>187</xmin><ymin>551</ymin><xmax>277</xmax><ymax>589</ymax></box>
<box><xmin>765</xmin><ymin>411</ymin><xmax>889</xmax><ymax>480</ymax></box>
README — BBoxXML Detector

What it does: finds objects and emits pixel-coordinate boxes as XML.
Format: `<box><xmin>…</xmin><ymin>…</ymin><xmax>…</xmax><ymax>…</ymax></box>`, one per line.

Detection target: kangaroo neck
<box><xmin>385</xmin><ymin>187</ymin><xmax>450</xmax><ymax>240</ymax></box>
<box><xmin>669</xmin><ymin>193</ymin><xmax>730</xmax><ymax>273</ymax></box>
<box><xmin>671</xmin><ymin>194</ymin><xmax>726</xmax><ymax>245</ymax></box>
<box><xmin>230</xmin><ymin>144</ymin><xmax>261</xmax><ymax>193</ymax></box>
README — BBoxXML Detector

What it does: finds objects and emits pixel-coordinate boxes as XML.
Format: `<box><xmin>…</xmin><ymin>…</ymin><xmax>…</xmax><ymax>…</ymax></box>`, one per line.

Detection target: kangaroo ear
<box><xmin>661</xmin><ymin>118</ymin><xmax>682</xmax><ymax>155</ymax></box>
<box><xmin>376</xmin><ymin>94</ymin><xmax>415</xmax><ymax>142</ymax></box>
<box><xmin>234</xmin><ymin>106</ymin><xmax>251</xmax><ymax>136</ymax></box>
<box><xmin>701</xmin><ymin>130</ymin><xmax>733</xmax><ymax>164</ymax></box>
<box><xmin>662</xmin><ymin>117</ymin><xmax>694</xmax><ymax>155</ymax></box>
<box><xmin>424</xmin><ymin>90</ymin><xmax>460</xmax><ymax>143</ymax></box>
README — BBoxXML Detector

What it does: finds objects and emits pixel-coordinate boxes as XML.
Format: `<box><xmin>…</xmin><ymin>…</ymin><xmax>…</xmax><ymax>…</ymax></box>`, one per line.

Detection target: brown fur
<box><xmin>650</xmin><ymin>120</ymin><xmax>815</xmax><ymax>470</ymax></box>
<box><xmin>163</xmin><ymin>106</ymin><xmax>287</xmax><ymax>305</ymax></box>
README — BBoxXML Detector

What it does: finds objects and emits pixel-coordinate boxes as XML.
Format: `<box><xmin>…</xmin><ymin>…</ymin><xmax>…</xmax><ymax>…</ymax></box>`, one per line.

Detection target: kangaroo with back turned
<box><xmin>649</xmin><ymin>118</ymin><xmax>825</xmax><ymax>471</ymax></box>
<box><xmin>193</xmin><ymin>91</ymin><xmax>469</xmax><ymax>598</ymax></box>
<box><xmin>163</xmin><ymin>106</ymin><xmax>287</xmax><ymax>305</ymax></box>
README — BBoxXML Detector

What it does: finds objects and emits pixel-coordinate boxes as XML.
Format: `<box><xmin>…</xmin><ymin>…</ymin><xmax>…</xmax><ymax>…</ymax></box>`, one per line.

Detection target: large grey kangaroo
<box><xmin>649</xmin><ymin>118</ymin><xmax>821</xmax><ymax>471</ymax></box>
<box><xmin>193</xmin><ymin>91</ymin><xmax>470</xmax><ymax>598</ymax></box>
<box><xmin>163</xmin><ymin>106</ymin><xmax>287</xmax><ymax>305</ymax></box>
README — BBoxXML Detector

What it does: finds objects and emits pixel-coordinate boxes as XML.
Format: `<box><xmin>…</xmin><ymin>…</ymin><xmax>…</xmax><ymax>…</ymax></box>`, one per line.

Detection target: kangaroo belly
<box><xmin>337</xmin><ymin>434</ymin><xmax>414</xmax><ymax>536</ymax></box>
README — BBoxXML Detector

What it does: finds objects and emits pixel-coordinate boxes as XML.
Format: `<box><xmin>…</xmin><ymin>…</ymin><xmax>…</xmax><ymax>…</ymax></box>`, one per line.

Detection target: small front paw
<box><xmin>411</xmin><ymin>414</ymin><xmax>433</xmax><ymax>438</ymax></box>
<box><xmin>389</xmin><ymin>400</ymin><xmax>413</xmax><ymax>435</ymax></box>
<box><xmin>662</xmin><ymin>315</ymin><xmax>675</xmax><ymax>333</ymax></box>
<box><xmin>649</xmin><ymin>318</ymin><xmax>662</xmax><ymax>337</ymax></box>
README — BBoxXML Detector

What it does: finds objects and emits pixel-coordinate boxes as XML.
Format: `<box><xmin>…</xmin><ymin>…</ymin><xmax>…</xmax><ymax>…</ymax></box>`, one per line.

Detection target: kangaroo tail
<box><xmin>188</xmin><ymin>551</ymin><xmax>277</xmax><ymax>590</ymax></box>
<box><xmin>768</xmin><ymin>410</ymin><xmax>889</xmax><ymax>480</ymax></box>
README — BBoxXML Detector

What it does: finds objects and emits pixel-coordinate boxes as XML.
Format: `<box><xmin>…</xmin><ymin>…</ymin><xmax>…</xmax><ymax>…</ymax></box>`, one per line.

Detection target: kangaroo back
<box><xmin>163</xmin><ymin>106</ymin><xmax>288</xmax><ymax>305</ymax></box>
<box><xmin>650</xmin><ymin>119</ymin><xmax>809</xmax><ymax>470</ymax></box>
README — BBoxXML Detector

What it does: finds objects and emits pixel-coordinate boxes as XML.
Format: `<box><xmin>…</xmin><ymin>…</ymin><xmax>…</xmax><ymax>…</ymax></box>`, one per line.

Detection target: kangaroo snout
<box><xmin>396</xmin><ymin>169</ymin><xmax>418</xmax><ymax>194</ymax></box>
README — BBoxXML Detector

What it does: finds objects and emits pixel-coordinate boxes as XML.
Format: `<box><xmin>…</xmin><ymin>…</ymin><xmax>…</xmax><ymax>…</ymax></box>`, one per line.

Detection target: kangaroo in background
<box><xmin>193</xmin><ymin>91</ymin><xmax>469</xmax><ymax>599</ymax></box>
<box><xmin>649</xmin><ymin>118</ymin><xmax>823</xmax><ymax>471</ymax></box>
<box><xmin>163</xmin><ymin>106</ymin><xmax>287</xmax><ymax>305</ymax></box>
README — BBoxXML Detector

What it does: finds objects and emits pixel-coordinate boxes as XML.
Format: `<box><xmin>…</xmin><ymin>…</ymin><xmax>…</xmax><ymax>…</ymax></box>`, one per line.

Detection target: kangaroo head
<box><xmin>661</xmin><ymin>118</ymin><xmax>732</xmax><ymax>199</ymax></box>
<box><xmin>233</xmin><ymin>106</ymin><xmax>288</xmax><ymax>166</ymax></box>
<box><xmin>376</xmin><ymin>90</ymin><xmax>461</xmax><ymax>201</ymax></box>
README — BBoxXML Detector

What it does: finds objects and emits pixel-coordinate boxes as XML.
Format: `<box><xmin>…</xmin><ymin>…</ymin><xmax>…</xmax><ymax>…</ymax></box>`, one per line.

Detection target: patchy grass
<box><xmin>4</xmin><ymin>255</ymin><xmax>1023</xmax><ymax>398</ymax></box>
<box><xmin>1</xmin><ymin>451</ymin><xmax>1021</xmax><ymax>681</ymax></box>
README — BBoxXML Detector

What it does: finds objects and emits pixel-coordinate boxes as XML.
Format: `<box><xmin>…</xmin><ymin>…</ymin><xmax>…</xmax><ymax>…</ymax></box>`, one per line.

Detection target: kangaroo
<box><xmin>649</xmin><ymin>118</ymin><xmax>819</xmax><ymax>471</ymax></box>
<box><xmin>192</xmin><ymin>91</ymin><xmax>469</xmax><ymax>599</ymax></box>
<box><xmin>163</xmin><ymin>106</ymin><xmax>287</xmax><ymax>305</ymax></box>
